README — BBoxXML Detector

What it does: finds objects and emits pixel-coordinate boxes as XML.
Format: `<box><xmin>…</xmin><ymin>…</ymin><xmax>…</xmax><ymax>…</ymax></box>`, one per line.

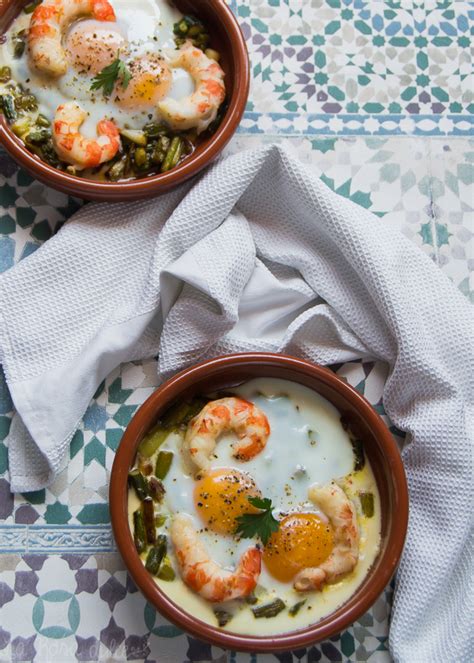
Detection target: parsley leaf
<box><xmin>90</xmin><ymin>57</ymin><xmax>131</xmax><ymax>98</ymax></box>
<box><xmin>235</xmin><ymin>496</ymin><xmax>280</xmax><ymax>546</ymax></box>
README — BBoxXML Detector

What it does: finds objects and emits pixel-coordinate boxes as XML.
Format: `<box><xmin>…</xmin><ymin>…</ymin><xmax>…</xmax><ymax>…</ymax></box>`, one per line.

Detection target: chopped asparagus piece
<box><xmin>25</xmin><ymin>129</ymin><xmax>51</xmax><ymax>146</ymax></box>
<box><xmin>39</xmin><ymin>139</ymin><xmax>60</xmax><ymax>166</ymax></box>
<box><xmin>289</xmin><ymin>599</ymin><xmax>307</xmax><ymax>616</ymax></box>
<box><xmin>157</xmin><ymin>561</ymin><xmax>175</xmax><ymax>581</ymax></box>
<box><xmin>15</xmin><ymin>94</ymin><xmax>38</xmax><ymax>112</ymax></box>
<box><xmin>351</xmin><ymin>438</ymin><xmax>365</xmax><ymax>471</ymax></box>
<box><xmin>138</xmin><ymin>426</ymin><xmax>169</xmax><ymax>458</ymax></box>
<box><xmin>134</xmin><ymin>146</ymin><xmax>148</xmax><ymax>168</ymax></box>
<box><xmin>359</xmin><ymin>491</ymin><xmax>374</xmax><ymax>517</ymax></box>
<box><xmin>36</xmin><ymin>113</ymin><xmax>51</xmax><ymax>127</ymax></box>
<box><xmin>161</xmin><ymin>397</ymin><xmax>209</xmax><ymax>429</ymax></box>
<box><xmin>187</xmin><ymin>24</ymin><xmax>203</xmax><ymax>37</ymax></box>
<box><xmin>128</xmin><ymin>469</ymin><xmax>149</xmax><ymax>500</ymax></box>
<box><xmin>143</xmin><ymin>121</ymin><xmax>168</xmax><ymax>138</ymax></box>
<box><xmin>10</xmin><ymin>116</ymin><xmax>31</xmax><ymax>138</ymax></box>
<box><xmin>155</xmin><ymin>451</ymin><xmax>174</xmax><ymax>480</ymax></box>
<box><xmin>142</xmin><ymin>497</ymin><xmax>156</xmax><ymax>544</ymax></box>
<box><xmin>120</xmin><ymin>128</ymin><xmax>147</xmax><ymax>146</ymax></box>
<box><xmin>0</xmin><ymin>94</ymin><xmax>17</xmax><ymax>122</ymax></box>
<box><xmin>252</xmin><ymin>598</ymin><xmax>286</xmax><ymax>619</ymax></box>
<box><xmin>133</xmin><ymin>509</ymin><xmax>147</xmax><ymax>554</ymax></box>
<box><xmin>161</xmin><ymin>136</ymin><xmax>183</xmax><ymax>172</ymax></box>
<box><xmin>145</xmin><ymin>534</ymin><xmax>167</xmax><ymax>575</ymax></box>
<box><xmin>155</xmin><ymin>514</ymin><xmax>167</xmax><ymax>528</ymax></box>
<box><xmin>108</xmin><ymin>157</ymin><xmax>127</xmax><ymax>181</ymax></box>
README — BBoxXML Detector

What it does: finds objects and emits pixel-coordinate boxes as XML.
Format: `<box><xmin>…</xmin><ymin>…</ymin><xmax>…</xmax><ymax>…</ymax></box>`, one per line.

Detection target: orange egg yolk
<box><xmin>65</xmin><ymin>21</ymin><xmax>126</xmax><ymax>75</ymax></box>
<box><xmin>263</xmin><ymin>513</ymin><xmax>334</xmax><ymax>582</ymax></box>
<box><xmin>114</xmin><ymin>55</ymin><xmax>172</xmax><ymax>110</ymax></box>
<box><xmin>194</xmin><ymin>468</ymin><xmax>261</xmax><ymax>535</ymax></box>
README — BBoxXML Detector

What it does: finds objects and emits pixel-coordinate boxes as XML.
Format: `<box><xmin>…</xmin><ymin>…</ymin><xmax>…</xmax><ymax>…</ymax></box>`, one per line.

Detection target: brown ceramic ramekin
<box><xmin>0</xmin><ymin>0</ymin><xmax>249</xmax><ymax>201</ymax></box>
<box><xmin>110</xmin><ymin>353</ymin><xmax>409</xmax><ymax>653</ymax></box>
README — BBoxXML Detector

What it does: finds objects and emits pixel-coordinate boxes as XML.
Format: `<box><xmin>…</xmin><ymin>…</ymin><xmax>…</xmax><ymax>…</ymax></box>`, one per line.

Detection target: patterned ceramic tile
<box><xmin>237</xmin><ymin>0</ymin><xmax>473</xmax><ymax>135</ymax></box>
<box><xmin>1</xmin><ymin>1</ymin><xmax>473</xmax><ymax>661</ymax></box>
<box><xmin>0</xmin><ymin>553</ymin><xmax>393</xmax><ymax>663</ymax></box>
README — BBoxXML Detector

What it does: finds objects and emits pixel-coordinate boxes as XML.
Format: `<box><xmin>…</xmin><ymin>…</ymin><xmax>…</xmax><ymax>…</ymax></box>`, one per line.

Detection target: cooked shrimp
<box><xmin>52</xmin><ymin>101</ymin><xmax>121</xmax><ymax>169</ymax></box>
<box><xmin>28</xmin><ymin>0</ymin><xmax>116</xmax><ymax>76</ymax></box>
<box><xmin>293</xmin><ymin>482</ymin><xmax>359</xmax><ymax>592</ymax></box>
<box><xmin>170</xmin><ymin>513</ymin><xmax>261</xmax><ymax>602</ymax></box>
<box><xmin>158</xmin><ymin>42</ymin><xmax>225</xmax><ymax>133</ymax></box>
<box><xmin>184</xmin><ymin>397</ymin><xmax>270</xmax><ymax>472</ymax></box>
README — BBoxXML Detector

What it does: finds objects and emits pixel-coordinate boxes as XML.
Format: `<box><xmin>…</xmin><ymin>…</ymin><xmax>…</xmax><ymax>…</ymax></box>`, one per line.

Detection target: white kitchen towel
<box><xmin>0</xmin><ymin>144</ymin><xmax>472</xmax><ymax>662</ymax></box>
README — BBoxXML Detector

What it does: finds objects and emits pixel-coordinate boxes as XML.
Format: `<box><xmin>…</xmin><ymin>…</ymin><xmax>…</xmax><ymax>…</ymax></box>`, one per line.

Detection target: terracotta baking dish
<box><xmin>110</xmin><ymin>353</ymin><xmax>409</xmax><ymax>652</ymax></box>
<box><xmin>0</xmin><ymin>0</ymin><xmax>249</xmax><ymax>201</ymax></box>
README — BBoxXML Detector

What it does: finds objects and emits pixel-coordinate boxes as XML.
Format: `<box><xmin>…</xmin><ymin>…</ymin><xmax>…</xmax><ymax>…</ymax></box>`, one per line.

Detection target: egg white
<box><xmin>157</xmin><ymin>378</ymin><xmax>355</xmax><ymax>586</ymax></box>
<box><xmin>0</xmin><ymin>0</ymin><xmax>194</xmax><ymax>139</ymax></box>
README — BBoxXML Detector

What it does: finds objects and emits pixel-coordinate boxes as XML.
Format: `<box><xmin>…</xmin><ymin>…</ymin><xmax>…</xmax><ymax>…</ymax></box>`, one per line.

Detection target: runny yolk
<box><xmin>194</xmin><ymin>468</ymin><xmax>261</xmax><ymax>535</ymax></box>
<box><xmin>263</xmin><ymin>513</ymin><xmax>334</xmax><ymax>583</ymax></box>
<box><xmin>114</xmin><ymin>55</ymin><xmax>172</xmax><ymax>110</ymax></box>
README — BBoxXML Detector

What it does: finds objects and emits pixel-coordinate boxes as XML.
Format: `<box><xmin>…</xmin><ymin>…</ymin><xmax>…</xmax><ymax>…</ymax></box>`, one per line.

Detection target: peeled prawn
<box><xmin>293</xmin><ymin>482</ymin><xmax>359</xmax><ymax>591</ymax></box>
<box><xmin>52</xmin><ymin>101</ymin><xmax>121</xmax><ymax>169</ymax></box>
<box><xmin>158</xmin><ymin>42</ymin><xmax>225</xmax><ymax>134</ymax></box>
<box><xmin>28</xmin><ymin>0</ymin><xmax>116</xmax><ymax>76</ymax></box>
<box><xmin>171</xmin><ymin>513</ymin><xmax>261</xmax><ymax>602</ymax></box>
<box><xmin>184</xmin><ymin>397</ymin><xmax>270</xmax><ymax>472</ymax></box>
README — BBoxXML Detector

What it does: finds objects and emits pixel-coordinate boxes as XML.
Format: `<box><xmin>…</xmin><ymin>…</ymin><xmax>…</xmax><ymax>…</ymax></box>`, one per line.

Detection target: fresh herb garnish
<box><xmin>235</xmin><ymin>496</ymin><xmax>280</xmax><ymax>546</ymax></box>
<box><xmin>90</xmin><ymin>57</ymin><xmax>131</xmax><ymax>98</ymax></box>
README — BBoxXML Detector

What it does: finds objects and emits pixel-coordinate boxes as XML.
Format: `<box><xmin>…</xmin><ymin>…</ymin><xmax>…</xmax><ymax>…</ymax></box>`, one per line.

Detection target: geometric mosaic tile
<box><xmin>1</xmin><ymin>1</ymin><xmax>472</xmax><ymax>660</ymax></box>
<box><xmin>0</xmin><ymin>553</ymin><xmax>395</xmax><ymax>662</ymax></box>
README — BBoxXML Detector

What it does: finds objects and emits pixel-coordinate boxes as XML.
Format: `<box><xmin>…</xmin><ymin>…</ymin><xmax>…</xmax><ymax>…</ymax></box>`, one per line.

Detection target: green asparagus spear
<box><xmin>252</xmin><ymin>598</ymin><xmax>286</xmax><ymax>619</ymax></box>
<box><xmin>359</xmin><ymin>491</ymin><xmax>374</xmax><ymax>517</ymax></box>
<box><xmin>155</xmin><ymin>451</ymin><xmax>174</xmax><ymax>480</ymax></box>
<box><xmin>157</xmin><ymin>560</ymin><xmax>175</xmax><ymax>581</ymax></box>
<box><xmin>142</xmin><ymin>497</ymin><xmax>156</xmax><ymax>544</ymax></box>
<box><xmin>351</xmin><ymin>438</ymin><xmax>365</xmax><ymax>471</ymax></box>
<box><xmin>0</xmin><ymin>95</ymin><xmax>17</xmax><ymax>122</ymax></box>
<box><xmin>36</xmin><ymin>113</ymin><xmax>51</xmax><ymax>127</ymax></box>
<box><xmin>161</xmin><ymin>136</ymin><xmax>183</xmax><ymax>172</ymax></box>
<box><xmin>289</xmin><ymin>599</ymin><xmax>307</xmax><ymax>616</ymax></box>
<box><xmin>133</xmin><ymin>509</ymin><xmax>147</xmax><ymax>554</ymax></box>
<box><xmin>138</xmin><ymin>426</ymin><xmax>169</xmax><ymax>458</ymax></box>
<box><xmin>155</xmin><ymin>514</ymin><xmax>167</xmax><ymax>528</ymax></box>
<box><xmin>128</xmin><ymin>469</ymin><xmax>149</xmax><ymax>500</ymax></box>
<box><xmin>145</xmin><ymin>534</ymin><xmax>167</xmax><ymax>575</ymax></box>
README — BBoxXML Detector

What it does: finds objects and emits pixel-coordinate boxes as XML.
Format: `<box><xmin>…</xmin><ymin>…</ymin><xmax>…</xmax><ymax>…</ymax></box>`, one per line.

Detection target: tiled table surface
<box><xmin>0</xmin><ymin>1</ymin><xmax>472</xmax><ymax>662</ymax></box>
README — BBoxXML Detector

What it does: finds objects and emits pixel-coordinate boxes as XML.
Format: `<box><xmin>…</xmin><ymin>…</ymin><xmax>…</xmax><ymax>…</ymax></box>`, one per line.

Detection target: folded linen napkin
<box><xmin>0</xmin><ymin>144</ymin><xmax>472</xmax><ymax>662</ymax></box>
